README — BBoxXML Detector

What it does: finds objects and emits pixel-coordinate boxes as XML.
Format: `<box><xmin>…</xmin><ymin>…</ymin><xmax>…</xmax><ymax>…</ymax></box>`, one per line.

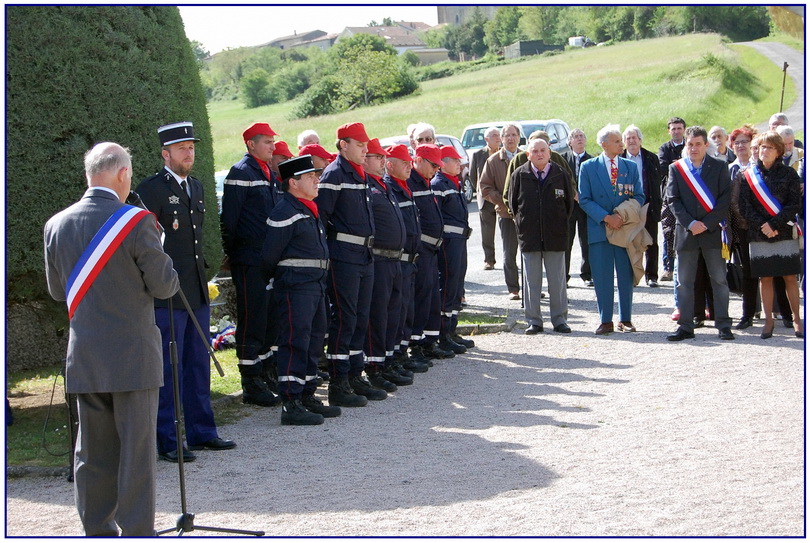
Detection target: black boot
<box><xmin>240</xmin><ymin>365</ymin><xmax>281</xmax><ymax>407</ymax></box>
<box><xmin>450</xmin><ymin>333</ymin><xmax>475</xmax><ymax>348</ymax></box>
<box><xmin>382</xmin><ymin>362</ymin><xmax>413</xmax><ymax>386</ymax></box>
<box><xmin>389</xmin><ymin>353</ymin><xmax>414</xmax><ymax>378</ymax></box>
<box><xmin>349</xmin><ymin>374</ymin><xmax>388</xmax><ymax>401</ymax></box>
<box><xmin>260</xmin><ymin>358</ymin><xmax>279</xmax><ymax>393</ymax></box>
<box><xmin>328</xmin><ymin>376</ymin><xmax>368</xmax><ymax>407</ymax></box>
<box><xmin>365</xmin><ymin>365</ymin><xmax>397</xmax><ymax>392</ymax></box>
<box><xmin>281</xmin><ymin>398</ymin><xmax>324</xmax><ymax>426</ymax></box>
<box><xmin>301</xmin><ymin>392</ymin><xmax>341</xmax><ymax>418</ymax></box>
<box><xmin>408</xmin><ymin>345</ymin><xmax>433</xmax><ymax>367</ymax></box>
<box><xmin>438</xmin><ymin>334</ymin><xmax>466</xmax><ymax>354</ymax></box>
<box><xmin>423</xmin><ymin>341</ymin><xmax>455</xmax><ymax>359</ymax></box>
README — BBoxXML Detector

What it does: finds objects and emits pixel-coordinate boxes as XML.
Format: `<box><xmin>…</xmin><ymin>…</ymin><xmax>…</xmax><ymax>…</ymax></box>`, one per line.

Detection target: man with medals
<box><xmin>665</xmin><ymin>126</ymin><xmax>735</xmax><ymax>341</ymax></box>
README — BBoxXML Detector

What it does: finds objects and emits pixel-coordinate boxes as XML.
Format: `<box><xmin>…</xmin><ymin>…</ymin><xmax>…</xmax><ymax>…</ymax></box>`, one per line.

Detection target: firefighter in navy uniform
<box><xmin>432</xmin><ymin>145</ymin><xmax>476</xmax><ymax>354</ymax></box>
<box><xmin>315</xmin><ymin>122</ymin><xmax>385</xmax><ymax>407</ymax></box>
<box><xmin>384</xmin><ymin>145</ymin><xmax>430</xmax><ymax>375</ymax></box>
<box><xmin>136</xmin><ymin>122</ymin><xmax>235</xmax><ymax>462</ymax></box>
<box><xmin>408</xmin><ymin>144</ymin><xmax>454</xmax><ymax>361</ymax></box>
<box><xmin>220</xmin><ymin>122</ymin><xmax>282</xmax><ymax>406</ymax></box>
<box><xmin>262</xmin><ymin>155</ymin><xmax>341</xmax><ymax>425</ymax></box>
<box><xmin>362</xmin><ymin>139</ymin><xmax>413</xmax><ymax>391</ymax></box>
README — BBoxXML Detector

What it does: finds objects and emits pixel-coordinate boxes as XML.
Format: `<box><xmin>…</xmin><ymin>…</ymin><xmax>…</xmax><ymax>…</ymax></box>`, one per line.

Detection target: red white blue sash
<box><xmin>743</xmin><ymin>165</ymin><xmax>781</xmax><ymax>217</ymax></box>
<box><xmin>65</xmin><ymin>205</ymin><xmax>151</xmax><ymax>319</ymax></box>
<box><xmin>674</xmin><ymin>159</ymin><xmax>715</xmax><ymax>213</ymax></box>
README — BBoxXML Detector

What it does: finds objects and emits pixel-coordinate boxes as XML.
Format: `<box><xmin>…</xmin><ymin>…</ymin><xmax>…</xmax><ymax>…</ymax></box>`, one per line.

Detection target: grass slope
<box><xmin>208</xmin><ymin>33</ymin><xmax>796</xmax><ymax>169</ymax></box>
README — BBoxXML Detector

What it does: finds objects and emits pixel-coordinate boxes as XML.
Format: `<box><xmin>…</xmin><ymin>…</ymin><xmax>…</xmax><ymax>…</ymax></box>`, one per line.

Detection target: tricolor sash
<box><xmin>65</xmin><ymin>205</ymin><xmax>151</xmax><ymax>319</ymax></box>
<box><xmin>674</xmin><ymin>159</ymin><xmax>715</xmax><ymax>213</ymax></box>
<box><xmin>743</xmin><ymin>165</ymin><xmax>781</xmax><ymax>217</ymax></box>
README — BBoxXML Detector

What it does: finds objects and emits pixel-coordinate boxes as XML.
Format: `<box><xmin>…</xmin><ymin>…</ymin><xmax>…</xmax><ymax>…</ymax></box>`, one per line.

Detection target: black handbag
<box><xmin>726</xmin><ymin>245</ymin><xmax>744</xmax><ymax>295</ymax></box>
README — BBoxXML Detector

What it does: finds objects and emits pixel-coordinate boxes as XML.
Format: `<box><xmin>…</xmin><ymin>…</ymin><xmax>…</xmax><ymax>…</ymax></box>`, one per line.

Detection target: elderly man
<box><xmin>315</xmin><ymin>122</ymin><xmax>384</xmax><ymax>406</ymax></box>
<box><xmin>408</xmin><ymin>122</ymin><xmax>436</xmax><ymax>151</ymax></box>
<box><xmin>666</xmin><ymin>126</ymin><xmax>734</xmax><ymax>341</ymax></box>
<box><xmin>508</xmin><ymin>139</ymin><xmax>574</xmax><ymax>334</ymax></box>
<box><xmin>562</xmin><ymin>128</ymin><xmax>593</xmax><ymax>286</ymax></box>
<box><xmin>471</xmin><ymin>126</ymin><xmax>501</xmax><ymax>270</ymax></box>
<box><xmin>776</xmin><ymin>125</ymin><xmax>804</xmax><ymax>171</ymax></box>
<box><xmin>769</xmin><ymin>113</ymin><xmax>803</xmax><ymax>149</ymax></box>
<box><xmin>658</xmin><ymin>116</ymin><xmax>687</xmax><ymax>282</ymax></box>
<box><xmin>221</xmin><ymin>122</ymin><xmax>283</xmax><ymax>407</ymax></box>
<box><xmin>579</xmin><ymin>124</ymin><xmax>645</xmax><ymax>335</ymax></box>
<box><xmin>137</xmin><ymin>122</ymin><xmax>235</xmax><ymax>463</ymax></box>
<box><xmin>708</xmin><ymin>126</ymin><xmax>736</xmax><ymax>163</ymax></box>
<box><xmin>479</xmin><ymin>123</ymin><xmax>522</xmax><ymax>299</ymax></box>
<box><xmin>297</xmin><ymin>129</ymin><xmax>320</xmax><ymax>150</ymax></box>
<box><xmin>45</xmin><ymin>142</ymin><xmax>179</xmax><ymax>536</ymax></box>
<box><xmin>621</xmin><ymin>124</ymin><xmax>663</xmax><ymax>288</ymax></box>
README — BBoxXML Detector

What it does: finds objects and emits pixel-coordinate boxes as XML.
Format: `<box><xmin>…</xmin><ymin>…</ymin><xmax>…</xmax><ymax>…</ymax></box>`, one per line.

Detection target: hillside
<box><xmin>208</xmin><ymin>33</ymin><xmax>796</xmax><ymax>170</ymax></box>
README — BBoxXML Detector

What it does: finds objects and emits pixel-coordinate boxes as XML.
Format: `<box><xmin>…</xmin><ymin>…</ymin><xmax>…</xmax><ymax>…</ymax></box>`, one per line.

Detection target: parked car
<box><xmin>517</xmin><ymin>119</ymin><xmax>572</xmax><ymax>154</ymax></box>
<box><xmin>378</xmin><ymin>134</ymin><xmax>474</xmax><ymax>203</ymax></box>
<box><xmin>460</xmin><ymin>121</ymin><xmax>525</xmax><ymax>160</ymax></box>
<box><xmin>214</xmin><ymin>169</ymin><xmax>227</xmax><ymax>213</ymax></box>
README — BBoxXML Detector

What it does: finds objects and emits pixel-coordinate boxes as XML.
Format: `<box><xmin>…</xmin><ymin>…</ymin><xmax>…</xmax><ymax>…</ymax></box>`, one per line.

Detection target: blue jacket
<box><xmin>386</xmin><ymin>174</ymin><xmax>422</xmax><ymax>259</ymax></box>
<box><xmin>368</xmin><ymin>174</ymin><xmax>406</xmax><ymax>253</ymax></box>
<box><xmin>431</xmin><ymin>171</ymin><xmax>470</xmax><ymax>240</ymax></box>
<box><xmin>408</xmin><ymin>169</ymin><xmax>443</xmax><ymax>248</ymax></box>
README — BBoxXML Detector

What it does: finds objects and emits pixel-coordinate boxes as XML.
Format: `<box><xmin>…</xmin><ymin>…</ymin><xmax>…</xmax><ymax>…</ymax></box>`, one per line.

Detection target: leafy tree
<box><xmin>332</xmin><ymin>33</ymin><xmax>397</xmax><ymax>59</ymax></box>
<box><xmin>401</xmin><ymin>50</ymin><xmax>420</xmax><ymax>67</ymax></box>
<box><xmin>291</xmin><ymin>75</ymin><xmax>342</xmax><ymax>118</ymax></box>
<box><xmin>241</xmin><ymin>67</ymin><xmax>271</xmax><ymax>108</ymax></box>
<box><xmin>336</xmin><ymin>46</ymin><xmax>399</xmax><ymax>106</ymax></box>
<box><xmin>190</xmin><ymin>40</ymin><xmax>210</xmax><ymax>66</ymax></box>
<box><xmin>484</xmin><ymin>6</ymin><xmax>525</xmax><ymax>52</ymax></box>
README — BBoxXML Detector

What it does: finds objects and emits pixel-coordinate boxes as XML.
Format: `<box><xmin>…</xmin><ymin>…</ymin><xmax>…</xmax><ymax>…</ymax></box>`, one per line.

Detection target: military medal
<box><xmin>169</xmin><ymin>195</ymin><xmax>180</xmax><ymax>205</ymax></box>
<box><xmin>172</xmin><ymin>218</ymin><xmax>179</xmax><ymax>230</ymax></box>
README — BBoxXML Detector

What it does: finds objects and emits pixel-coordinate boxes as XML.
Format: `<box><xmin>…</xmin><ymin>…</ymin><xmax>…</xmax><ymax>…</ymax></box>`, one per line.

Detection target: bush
<box><xmin>290</xmin><ymin>75</ymin><xmax>342</xmax><ymax>119</ymax></box>
<box><xmin>7</xmin><ymin>6</ymin><xmax>220</xmax><ymax>368</ymax></box>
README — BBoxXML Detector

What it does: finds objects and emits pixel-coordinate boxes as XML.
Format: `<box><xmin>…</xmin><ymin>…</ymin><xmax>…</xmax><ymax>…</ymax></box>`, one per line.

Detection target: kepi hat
<box><xmin>278</xmin><ymin>155</ymin><xmax>323</xmax><ymax>181</ymax></box>
<box><xmin>158</xmin><ymin>121</ymin><xmax>200</xmax><ymax>146</ymax></box>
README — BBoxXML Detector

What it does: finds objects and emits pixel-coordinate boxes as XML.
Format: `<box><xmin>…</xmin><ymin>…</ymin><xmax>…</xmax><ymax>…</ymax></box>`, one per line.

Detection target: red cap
<box><xmin>440</xmin><ymin>145</ymin><xmax>464</xmax><ymax>161</ymax></box>
<box><xmin>298</xmin><ymin>143</ymin><xmax>335</xmax><ymax>163</ymax></box>
<box><xmin>272</xmin><ymin>141</ymin><xmax>294</xmax><ymax>158</ymax></box>
<box><xmin>415</xmin><ymin>144</ymin><xmax>442</xmax><ymax>165</ymax></box>
<box><xmin>366</xmin><ymin>138</ymin><xmax>386</xmax><ymax>156</ymax></box>
<box><xmin>243</xmin><ymin>122</ymin><xmax>278</xmax><ymax>142</ymax></box>
<box><xmin>336</xmin><ymin>122</ymin><xmax>370</xmax><ymax>143</ymax></box>
<box><xmin>386</xmin><ymin>144</ymin><xmax>413</xmax><ymax>162</ymax></box>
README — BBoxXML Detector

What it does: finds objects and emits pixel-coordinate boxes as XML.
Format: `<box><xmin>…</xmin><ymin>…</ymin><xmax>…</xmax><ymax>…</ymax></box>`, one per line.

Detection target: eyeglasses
<box><xmin>759</xmin><ymin>144</ymin><xmax>777</xmax><ymax>151</ymax></box>
<box><xmin>426</xmin><ymin>160</ymin><xmax>440</xmax><ymax>169</ymax></box>
<box><xmin>732</xmin><ymin>140</ymin><xmax>751</xmax><ymax>146</ymax></box>
<box><xmin>416</xmin><ymin>137</ymin><xmax>434</xmax><ymax>143</ymax></box>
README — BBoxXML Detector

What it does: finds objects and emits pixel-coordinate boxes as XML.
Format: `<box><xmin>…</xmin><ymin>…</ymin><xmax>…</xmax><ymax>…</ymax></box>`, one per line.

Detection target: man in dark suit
<box><xmin>665</xmin><ymin>126</ymin><xmax>734</xmax><ymax>341</ymax></box>
<box><xmin>622</xmin><ymin>125</ymin><xmax>663</xmax><ymax>287</ymax></box>
<box><xmin>561</xmin><ymin>128</ymin><xmax>593</xmax><ymax>286</ymax></box>
<box><xmin>471</xmin><ymin>126</ymin><xmax>501</xmax><ymax>270</ymax></box>
<box><xmin>45</xmin><ymin>142</ymin><xmax>179</xmax><ymax>536</ymax></box>
<box><xmin>657</xmin><ymin>116</ymin><xmax>686</xmax><ymax>281</ymax></box>
<box><xmin>136</xmin><ymin>122</ymin><xmax>235</xmax><ymax>463</ymax></box>
<box><xmin>578</xmin><ymin>124</ymin><xmax>645</xmax><ymax>335</ymax></box>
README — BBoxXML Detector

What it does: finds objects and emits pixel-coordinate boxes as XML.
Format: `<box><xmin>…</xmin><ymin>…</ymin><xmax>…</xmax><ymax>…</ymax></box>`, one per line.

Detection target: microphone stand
<box><xmin>127</xmin><ymin>192</ymin><xmax>262</xmax><ymax>536</ymax></box>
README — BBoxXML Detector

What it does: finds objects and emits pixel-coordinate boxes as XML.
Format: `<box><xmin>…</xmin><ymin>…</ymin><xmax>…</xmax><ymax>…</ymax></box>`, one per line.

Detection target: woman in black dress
<box><xmin>738</xmin><ymin>131</ymin><xmax>803</xmax><ymax>339</ymax></box>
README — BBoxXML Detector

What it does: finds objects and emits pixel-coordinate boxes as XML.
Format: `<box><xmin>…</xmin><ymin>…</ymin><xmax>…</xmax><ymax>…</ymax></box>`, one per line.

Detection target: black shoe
<box><xmin>760</xmin><ymin>326</ymin><xmax>774</xmax><ymax>339</ymax></box>
<box><xmin>524</xmin><ymin>324</ymin><xmax>543</xmax><ymax>335</ymax></box>
<box><xmin>317</xmin><ymin>370</ymin><xmax>330</xmax><ymax>383</ymax></box>
<box><xmin>585</xmin><ymin>279</ymin><xmax>594</xmax><ymax>287</ymax></box>
<box><xmin>718</xmin><ymin>327</ymin><xmax>735</xmax><ymax>340</ymax></box>
<box><xmin>735</xmin><ymin>317</ymin><xmax>753</xmax><ymax>330</ymax></box>
<box><xmin>408</xmin><ymin>345</ymin><xmax>433</xmax><ymax>366</ymax></box>
<box><xmin>667</xmin><ymin>328</ymin><xmax>695</xmax><ymax>341</ymax></box>
<box><xmin>328</xmin><ymin>377</ymin><xmax>368</xmax><ymax>407</ymax></box>
<box><xmin>450</xmin><ymin>333</ymin><xmax>475</xmax><ymax>348</ymax></box>
<box><xmin>402</xmin><ymin>357</ymin><xmax>429</xmax><ymax>373</ymax></box>
<box><xmin>783</xmin><ymin>317</ymin><xmax>794</xmax><ymax>329</ymax></box>
<box><xmin>159</xmin><ymin>448</ymin><xmax>196</xmax><ymax>463</ymax></box>
<box><xmin>438</xmin><ymin>334</ymin><xmax>467</xmax><ymax>354</ymax></box>
<box><xmin>188</xmin><ymin>438</ymin><xmax>236</xmax><ymax>451</ymax></box>
<box><xmin>281</xmin><ymin>399</ymin><xmax>324</xmax><ymax>426</ymax></box>
<box><xmin>260</xmin><ymin>358</ymin><xmax>279</xmax><ymax>393</ymax></box>
<box><xmin>693</xmin><ymin>318</ymin><xmax>705</xmax><ymax>328</ymax></box>
<box><xmin>553</xmin><ymin>323</ymin><xmax>572</xmax><ymax>333</ymax></box>
<box><xmin>301</xmin><ymin>393</ymin><xmax>341</xmax><ymax>418</ymax></box>
<box><xmin>365</xmin><ymin>365</ymin><xmax>397</xmax><ymax>392</ymax></box>
<box><xmin>382</xmin><ymin>364</ymin><xmax>413</xmax><ymax>386</ymax></box>
<box><xmin>423</xmin><ymin>342</ymin><xmax>455</xmax><ymax>359</ymax></box>
<box><xmin>391</xmin><ymin>359</ymin><xmax>414</xmax><ymax>378</ymax></box>
<box><xmin>349</xmin><ymin>375</ymin><xmax>388</xmax><ymax>401</ymax></box>
<box><xmin>241</xmin><ymin>375</ymin><xmax>282</xmax><ymax>407</ymax></box>
<box><xmin>647</xmin><ymin>279</ymin><xmax>659</xmax><ymax>288</ymax></box>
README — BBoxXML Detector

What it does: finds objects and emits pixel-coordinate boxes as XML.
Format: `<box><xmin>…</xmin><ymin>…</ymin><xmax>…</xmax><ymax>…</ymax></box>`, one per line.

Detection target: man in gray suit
<box><xmin>665</xmin><ymin>126</ymin><xmax>734</xmax><ymax>341</ymax></box>
<box><xmin>44</xmin><ymin>142</ymin><xmax>179</xmax><ymax>536</ymax></box>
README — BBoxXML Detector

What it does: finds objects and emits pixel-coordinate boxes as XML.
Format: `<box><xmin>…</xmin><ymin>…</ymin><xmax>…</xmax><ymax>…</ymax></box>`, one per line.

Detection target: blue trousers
<box><xmin>275</xmin><ymin>289</ymin><xmax>327</xmax><ymax>400</ymax></box>
<box><xmin>231</xmin><ymin>263</ymin><xmax>278</xmax><ymax>365</ymax></box>
<box><xmin>365</xmin><ymin>259</ymin><xmax>402</xmax><ymax>364</ymax></box>
<box><xmin>589</xmin><ymin>241</ymin><xmax>635</xmax><ymax>324</ymax></box>
<box><xmin>155</xmin><ymin>306</ymin><xmax>218</xmax><ymax>454</ymax></box>
<box><xmin>326</xmin><ymin>260</ymin><xmax>374</xmax><ymax>378</ymax></box>
<box><xmin>438</xmin><ymin>237</ymin><xmax>467</xmax><ymax>334</ymax></box>
<box><xmin>411</xmin><ymin>245</ymin><xmax>439</xmax><ymax>342</ymax></box>
<box><xmin>397</xmin><ymin>262</ymin><xmax>417</xmax><ymax>352</ymax></box>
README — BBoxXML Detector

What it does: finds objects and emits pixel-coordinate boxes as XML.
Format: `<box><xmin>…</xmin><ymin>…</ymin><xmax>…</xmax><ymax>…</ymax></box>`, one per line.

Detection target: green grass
<box><xmin>208</xmin><ymin>33</ymin><xmax>797</xmax><ymax>169</ymax></box>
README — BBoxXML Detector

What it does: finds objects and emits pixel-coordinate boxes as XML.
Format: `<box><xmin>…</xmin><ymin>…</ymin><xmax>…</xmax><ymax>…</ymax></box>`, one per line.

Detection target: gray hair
<box><xmin>297</xmin><ymin>129</ymin><xmax>319</xmax><ymax>147</ymax></box>
<box><xmin>84</xmin><ymin>142</ymin><xmax>131</xmax><ymax>181</ymax></box>
<box><xmin>409</xmin><ymin>122</ymin><xmax>435</xmax><ymax>139</ymax></box>
<box><xmin>769</xmin><ymin>112</ymin><xmax>789</xmax><ymax>126</ymax></box>
<box><xmin>708</xmin><ymin>126</ymin><xmax>727</xmax><ymax>137</ymax></box>
<box><xmin>500</xmin><ymin>123</ymin><xmax>521</xmax><ymax>138</ymax></box>
<box><xmin>484</xmin><ymin>126</ymin><xmax>500</xmax><ymax>138</ymax></box>
<box><xmin>568</xmin><ymin>128</ymin><xmax>586</xmax><ymax>143</ymax></box>
<box><xmin>775</xmin><ymin>125</ymin><xmax>795</xmax><ymax>138</ymax></box>
<box><xmin>596</xmin><ymin>124</ymin><xmax>621</xmax><ymax>145</ymax></box>
<box><xmin>622</xmin><ymin>125</ymin><xmax>643</xmax><ymax>141</ymax></box>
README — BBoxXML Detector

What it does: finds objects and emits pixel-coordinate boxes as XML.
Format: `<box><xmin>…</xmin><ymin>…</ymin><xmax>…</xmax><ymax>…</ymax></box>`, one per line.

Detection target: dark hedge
<box><xmin>7</xmin><ymin>6</ymin><xmax>221</xmax><ymax>317</ymax></box>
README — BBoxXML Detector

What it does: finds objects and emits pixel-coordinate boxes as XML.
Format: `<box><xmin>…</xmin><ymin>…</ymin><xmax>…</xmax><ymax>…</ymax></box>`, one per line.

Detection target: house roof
<box><xmin>341</xmin><ymin>26</ymin><xmax>426</xmax><ymax>47</ymax></box>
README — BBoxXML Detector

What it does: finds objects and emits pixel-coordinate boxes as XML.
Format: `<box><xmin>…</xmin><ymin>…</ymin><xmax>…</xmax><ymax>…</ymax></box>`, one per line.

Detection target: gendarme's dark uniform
<box><xmin>136</xmin><ymin>167</ymin><xmax>218</xmax><ymax>455</ymax></box>
<box><xmin>314</xmin><ymin>154</ymin><xmax>375</xmax><ymax>379</ymax></box>
<box><xmin>432</xmin><ymin>170</ymin><xmax>471</xmax><ymax>337</ymax></box>
<box><xmin>262</xmin><ymin>192</ymin><xmax>329</xmax><ymax>401</ymax></box>
<box><xmin>386</xmin><ymin>174</ymin><xmax>422</xmax><ymax>356</ymax></box>
<box><xmin>365</xmin><ymin>174</ymin><xmax>406</xmax><ymax>367</ymax></box>
<box><xmin>221</xmin><ymin>153</ymin><xmax>281</xmax><ymax>375</ymax></box>
<box><xmin>408</xmin><ymin>168</ymin><xmax>444</xmax><ymax>346</ymax></box>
